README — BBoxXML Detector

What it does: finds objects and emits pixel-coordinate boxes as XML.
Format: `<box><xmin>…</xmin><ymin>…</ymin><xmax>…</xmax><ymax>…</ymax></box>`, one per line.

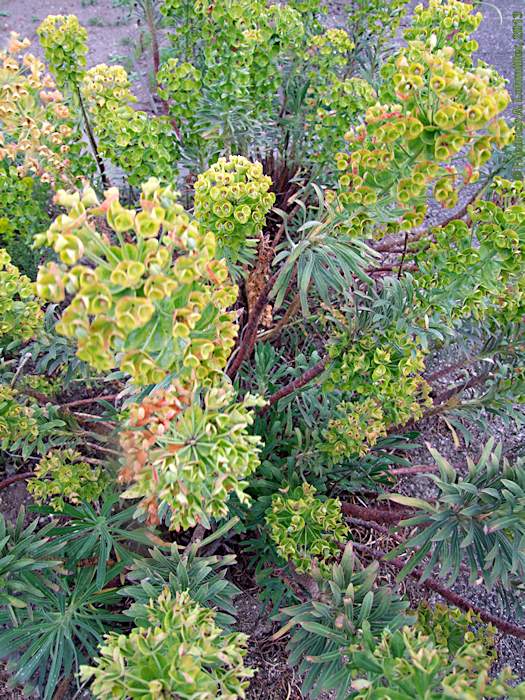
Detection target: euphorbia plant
<box><xmin>0</xmin><ymin>0</ymin><xmax>524</xmax><ymax>698</ymax></box>
<box><xmin>35</xmin><ymin>178</ymin><xmax>237</xmax><ymax>385</ymax></box>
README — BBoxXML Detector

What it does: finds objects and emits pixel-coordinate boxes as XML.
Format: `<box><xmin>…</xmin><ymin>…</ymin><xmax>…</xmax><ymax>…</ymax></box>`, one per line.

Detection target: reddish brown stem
<box><xmin>83</xmin><ymin>441</ymin><xmax>120</xmax><ymax>457</ymax></box>
<box><xmin>341</xmin><ymin>501</ymin><xmax>413</xmax><ymax>524</ymax></box>
<box><xmin>426</xmin><ymin>359</ymin><xmax>471</xmax><ymax>383</ymax></box>
<box><xmin>345</xmin><ymin>516</ymin><xmax>404</xmax><ymax>544</ymax></box>
<box><xmin>0</xmin><ymin>472</ymin><xmax>34</xmax><ymax>490</ymax></box>
<box><xmin>227</xmin><ymin>270</ymin><xmax>280</xmax><ymax>379</ymax></box>
<box><xmin>58</xmin><ymin>394</ymin><xmax>118</xmax><ymax>409</ymax></box>
<box><xmin>144</xmin><ymin>0</ymin><xmax>160</xmax><ymax>77</ymax></box>
<box><xmin>354</xmin><ymin>542</ymin><xmax>525</xmax><ymax>640</ymax></box>
<box><xmin>17</xmin><ymin>387</ymin><xmax>56</xmax><ymax>404</ymax></box>
<box><xmin>260</xmin><ymin>356</ymin><xmax>328</xmax><ymax>413</ymax></box>
<box><xmin>387</xmin><ymin>464</ymin><xmax>438</xmax><ymax>477</ymax></box>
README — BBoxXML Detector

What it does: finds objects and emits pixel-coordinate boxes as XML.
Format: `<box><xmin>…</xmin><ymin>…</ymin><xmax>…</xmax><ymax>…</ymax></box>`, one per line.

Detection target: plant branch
<box><xmin>260</xmin><ymin>355</ymin><xmax>328</xmax><ymax>413</ymax></box>
<box><xmin>341</xmin><ymin>500</ymin><xmax>413</xmax><ymax>524</ymax></box>
<box><xmin>353</xmin><ymin>542</ymin><xmax>525</xmax><ymax>640</ymax></box>
<box><xmin>373</xmin><ymin>184</ymin><xmax>484</xmax><ymax>254</ymax></box>
<box><xmin>425</xmin><ymin>358</ymin><xmax>473</xmax><ymax>383</ymax></box>
<box><xmin>387</xmin><ymin>464</ymin><xmax>439</xmax><ymax>477</ymax></box>
<box><xmin>226</xmin><ymin>269</ymin><xmax>280</xmax><ymax>378</ymax></box>
<box><xmin>76</xmin><ymin>87</ymin><xmax>109</xmax><ymax>187</ymax></box>
<box><xmin>260</xmin><ymin>292</ymin><xmax>301</xmax><ymax>342</ymax></box>
<box><xmin>58</xmin><ymin>394</ymin><xmax>118</xmax><ymax>409</ymax></box>
<box><xmin>0</xmin><ymin>472</ymin><xmax>34</xmax><ymax>490</ymax></box>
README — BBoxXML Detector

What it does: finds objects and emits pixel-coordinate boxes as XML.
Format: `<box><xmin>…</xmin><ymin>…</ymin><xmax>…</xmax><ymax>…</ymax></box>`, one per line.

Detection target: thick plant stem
<box><xmin>58</xmin><ymin>394</ymin><xmax>118</xmax><ymax>409</ymax></box>
<box><xmin>260</xmin><ymin>356</ymin><xmax>328</xmax><ymax>413</ymax></box>
<box><xmin>144</xmin><ymin>0</ymin><xmax>160</xmax><ymax>77</ymax></box>
<box><xmin>341</xmin><ymin>500</ymin><xmax>413</xmax><ymax>524</ymax></box>
<box><xmin>374</xmin><ymin>184</ymin><xmax>485</xmax><ymax>254</ymax></box>
<box><xmin>388</xmin><ymin>464</ymin><xmax>438</xmax><ymax>476</ymax></box>
<box><xmin>76</xmin><ymin>87</ymin><xmax>109</xmax><ymax>187</ymax></box>
<box><xmin>353</xmin><ymin>541</ymin><xmax>525</xmax><ymax>641</ymax></box>
<box><xmin>426</xmin><ymin>358</ymin><xmax>472</xmax><ymax>383</ymax></box>
<box><xmin>226</xmin><ymin>269</ymin><xmax>280</xmax><ymax>379</ymax></box>
<box><xmin>261</xmin><ymin>292</ymin><xmax>301</xmax><ymax>342</ymax></box>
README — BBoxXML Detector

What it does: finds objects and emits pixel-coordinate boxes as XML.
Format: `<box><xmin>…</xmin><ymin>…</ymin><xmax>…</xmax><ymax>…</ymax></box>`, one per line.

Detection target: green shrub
<box><xmin>80</xmin><ymin>589</ymin><xmax>253</xmax><ymax>699</ymax></box>
<box><xmin>266</xmin><ymin>482</ymin><xmax>348</xmax><ymax>573</ymax></box>
<box><xmin>27</xmin><ymin>448</ymin><xmax>107</xmax><ymax>511</ymax></box>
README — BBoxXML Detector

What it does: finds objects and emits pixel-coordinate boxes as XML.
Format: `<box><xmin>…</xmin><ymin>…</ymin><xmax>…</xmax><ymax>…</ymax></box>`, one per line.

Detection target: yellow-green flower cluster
<box><xmin>416</xmin><ymin>602</ymin><xmax>496</xmax><ymax>656</ymax></box>
<box><xmin>157</xmin><ymin>58</ymin><xmax>202</xmax><ymax>124</ymax></box>
<box><xmin>266</xmin><ymin>5</ymin><xmax>305</xmax><ymax>51</ymax></box>
<box><xmin>0</xmin><ymin>385</ymin><xmax>38</xmax><ymax>449</ymax></box>
<box><xmin>191</xmin><ymin>0</ymin><xmax>307</xmax><ymax>125</ymax></box>
<box><xmin>308</xmin><ymin>77</ymin><xmax>377</xmax><ymax>167</ymax></box>
<box><xmin>119</xmin><ymin>383</ymin><xmax>264</xmax><ymax>531</ymax></box>
<box><xmin>289</xmin><ymin>0</ymin><xmax>324</xmax><ymax>16</ymax></box>
<box><xmin>323</xmin><ymin>330</ymin><xmax>431</xmax><ymax>456</ymax></box>
<box><xmin>27</xmin><ymin>448</ymin><xmax>106</xmax><ymax>512</ymax></box>
<box><xmin>417</xmin><ymin>181</ymin><xmax>525</xmax><ymax>321</ymax></box>
<box><xmin>194</xmin><ymin>0</ymin><xmax>271</xmax><ymax>113</ymax></box>
<box><xmin>321</xmin><ymin>397</ymin><xmax>386</xmax><ymax>461</ymax></box>
<box><xmin>80</xmin><ymin>589</ymin><xmax>253</xmax><ymax>699</ymax></box>
<box><xmin>288</xmin><ymin>0</ymin><xmax>325</xmax><ymax>31</ymax></box>
<box><xmin>194</xmin><ymin>156</ymin><xmax>275</xmax><ymax>263</ymax></box>
<box><xmin>266</xmin><ymin>483</ymin><xmax>349</xmax><ymax>574</ymax></box>
<box><xmin>35</xmin><ymin>178</ymin><xmax>238</xmax><ymax>387</ymax></box>
<box><xmin>0</xmin><ymin>249</ymin><xmax>42</xmax><ymax>342</ymax></box>
<box><xmin>308</xmin><ymin>29</ymin><xmax>355</xmax><ymax>81</ymax></box>
<box><xmin>405</xmin><ymin>0</ymin><xmax>482</xmax><ymax>68</ymax></box>
<box><xmin>81</xmin><ymin>64</ymin><xmax>179</xmax><ymax>185</ymax></box>
<box><xmin>162</xmin><ymin>0</ymin><xmax>305</xmax><ymax>148</ymax></box>
<box><xmin>0</xmin><ymin>35</ymin><xmax>88</xmax><ymax>185</ymax></box>
<box><xmin>37</xmin><ymin>15</ymin><xmax>88</xmax><ymax>89</ymax></box>
<box><xmin>337</xmin><ymin>19</ymin><xmax>512</xmax><ymax>235</ymax></box>
<box><xmin>350</xmin><ymin>625</ymin><xmax>524</xmax><ymax>698</ymax></box>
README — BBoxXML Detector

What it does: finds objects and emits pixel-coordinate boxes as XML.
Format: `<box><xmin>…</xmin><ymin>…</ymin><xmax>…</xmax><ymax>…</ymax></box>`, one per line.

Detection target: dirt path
<box><xmin>0</xmin><ymin>0</ymin><xmax>151</xmax><ymax>106</ymax></box>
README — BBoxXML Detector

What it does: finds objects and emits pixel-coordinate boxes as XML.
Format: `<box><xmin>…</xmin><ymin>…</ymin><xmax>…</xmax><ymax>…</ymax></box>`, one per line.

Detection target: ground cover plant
<box><xmin>0</xmin><ymin>0</ymin><xmax>524</xmax><ymax>697</ymax></box>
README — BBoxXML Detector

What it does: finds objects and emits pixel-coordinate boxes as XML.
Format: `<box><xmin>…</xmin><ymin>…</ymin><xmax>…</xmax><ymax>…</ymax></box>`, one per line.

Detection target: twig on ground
<box><xmin>0</xmin><ymin>472</ymin><xmax>34</xmax><ymax>490</ymax></box>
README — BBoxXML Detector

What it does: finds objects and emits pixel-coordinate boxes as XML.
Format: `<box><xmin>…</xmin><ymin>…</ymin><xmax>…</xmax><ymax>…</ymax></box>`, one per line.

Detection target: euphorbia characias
<box><xmin>0</xmin><ymin>1</ymin><xmax>524</xmax><ymax>698</ymax></box>
<box><xmin>35</xmin><ymin>178</ymin><xmax>238</xmax><ymax>386</ymax></box>
<box><xmin>81</xmin><ymin>64</ymin><xmax>179</xmax><ymax>185</ymax></box>
<box><xmin>337</xmin><ymin>29</ymin><xmax>513</xmax><ymax>233</ymax></box>
<box><xmin>118</xmin><ymin>383</ymin><xmax>264</xmax><ymax>530</ymax></box>
<box><xmin>194</xmin><ymin>155</ymin><xmax>276</xmax><ymax>265</ymax></box>
<box><xmin>0</xmin><ymin>249</ymin><xmax>42</xmax><ymax>342</ymax></box>
<box><xmin>0</xmin><ymin>34</ymin><xmax>84</xmax><ymax>185</ymax></box>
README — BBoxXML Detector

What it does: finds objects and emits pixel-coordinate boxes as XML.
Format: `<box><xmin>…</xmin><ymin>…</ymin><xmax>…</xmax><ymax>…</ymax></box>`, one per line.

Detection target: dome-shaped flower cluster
<box><xmin>80</xmin><ymin>589</ymin><xmax>253</xmax><ymax>699</ymax></box>
<box><xmin>323</xmin><ymin>329</ymin><xmax>431</xmax><ymax>457</ymax></box>
<box><xmin>418</xmin><ymin>179</ymin><xmax>525</xmax><ymax>321</ymax></box>
<box><xmin>37</xmin><ymin>15</ymin><xmax>88</xmax><ymax>88</ymax></box>
<box><xmin>35</xmin><ymin>178</ymin><xmax>238</xmax><ymax>386</ymax></box>
<box><xmin>194</xmin><ymin>156</ymin><xmax>275</xmax><ymax>263</ymax></box>
<box><xmin>0</xmin><ymin>35</ymin><xmax>85</xmax><ymax>185</ymax></box>
<box><xmin>82</xmin><ymin>65</ymin><xmax>179</xmax><ymax>185</ymax></box>
<box><xmin>266</xmin><ymin>483</ymin><xmax>348</xmax><ymax>573</ymax></box>
<box><xmin>0</xmin><ymin>249</ymin><xmax>41</xmax><ymax>342</ymax></box>
<box><xmin>336</xmin><ymin>11</ymin><xmax>512</xmax><ymax>236</ymax></box>
<box><xmin>119</xmin><ymin>383</ymin><xmax>264</xmax><ymax>530</ymax></box>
